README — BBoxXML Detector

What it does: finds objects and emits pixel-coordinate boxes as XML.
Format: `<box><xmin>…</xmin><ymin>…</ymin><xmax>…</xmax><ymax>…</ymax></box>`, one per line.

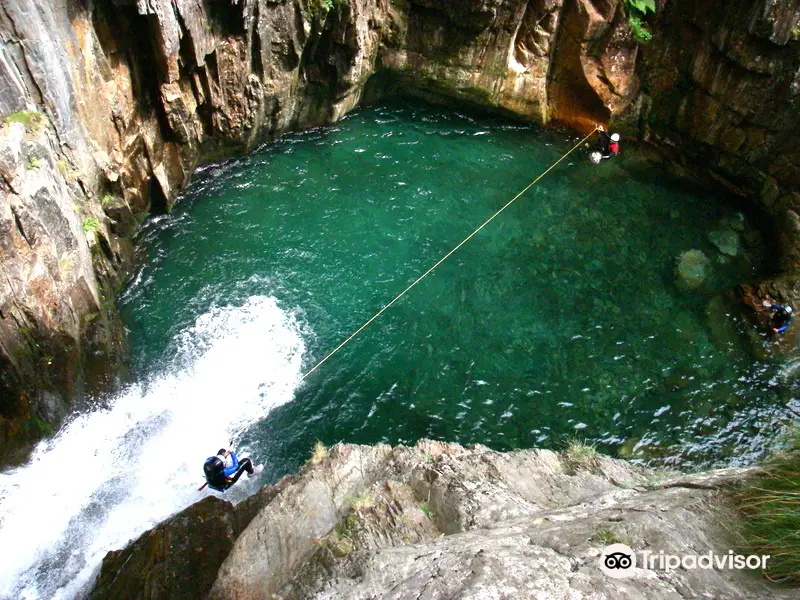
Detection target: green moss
<box><xmin>4</xmin><ymin>110</ymin><xmax>44</xmax><ymax>134</ymax></box>
<box><xmin>345</xmin><ymin>492</ymin><xmax>375</xmax><ymax>510</ymax></box>
<box><xmin>736</xmin><ymin>427</ymin><xmax>800</xmax><ymax>584</ymax></box>
<box><xmin>82</xmin><ymin>217</ymin><xmax>101</xmax><ymax>233</ymax></box>
<box><xmin>26</xmin><ymin>157</ymin><xmax>43</xmax><ymax>170</ymax></box>
<box><xmin>32</xmin><ymin>416</ymin><xmax>53</xmax><ymax>436</ymax></box>
<box><xmin>419</xmin><ymin>502</ymin><xmax>434</xmax><ymax>519</ymax></box>
<box><xmin>591</xmin><ymin>528</ymin><xmax>623</xmax><ymax>545</ymax></box>
<box><xmin>101</xmin><ymin>194</ymin><xmax>117</xmax><ymax>206</ymax></box>
<box><xmin>334</xmin><ymin>511</ymin><xmax>360</xmax><ymax>538</ymax></box>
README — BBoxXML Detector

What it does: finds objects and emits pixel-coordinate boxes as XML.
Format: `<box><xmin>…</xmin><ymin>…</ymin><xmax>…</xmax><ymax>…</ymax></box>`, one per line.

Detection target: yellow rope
<box><xmin>300</xmin><ymin>127</ymin><xmax>599</xmax><ymax>381</ymax></box>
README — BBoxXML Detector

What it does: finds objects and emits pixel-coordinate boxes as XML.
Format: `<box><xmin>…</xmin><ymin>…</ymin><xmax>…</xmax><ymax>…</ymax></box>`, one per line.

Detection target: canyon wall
<box><xmin>0</xmin><ymin>0</ymin><xmax>798</xmax><ymax>455</ymax></box>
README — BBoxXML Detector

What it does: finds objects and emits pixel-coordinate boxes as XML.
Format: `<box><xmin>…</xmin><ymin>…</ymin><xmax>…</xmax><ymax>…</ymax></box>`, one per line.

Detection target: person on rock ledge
<box><xmin>589</xmin><ymin>125</ymin><xmax>620</xmax><ymax>163</ymax></box>
<box><xmin>764</xmin><ymin>301</ymin><xmax>793</xmax><ymax>336</ymax></box>
<box><xmin>203</xmin><ymin>447</ymin><xmax>263</xmax><ymax>492</ymax></box>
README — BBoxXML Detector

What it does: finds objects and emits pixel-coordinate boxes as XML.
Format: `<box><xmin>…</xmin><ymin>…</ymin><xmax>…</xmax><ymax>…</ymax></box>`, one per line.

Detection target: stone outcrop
<box><xmin>0</xmin><ymin>117</ymin><xmax>127</xmax><ymax>462</ymax></box>
<box><xmin>88</xmin><ymin>480</ymin><xmax>292</xmax><ymax>600</ymax></box>
<box><xmin>89</xmin><ymin>441</ymin><xmax>793</xmax><ymax>600</ymax></box>
<box><xmin>1</xmin><ymin>0</ymin><xmax>799</xmax><ymax>454</ymax></box>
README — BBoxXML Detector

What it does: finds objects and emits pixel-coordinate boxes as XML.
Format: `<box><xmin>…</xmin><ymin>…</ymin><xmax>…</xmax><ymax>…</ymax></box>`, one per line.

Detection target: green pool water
<box><xmin>118</xmin><ymin>101</ymin><xmax>795</xmax><ymax>480</ymax></box>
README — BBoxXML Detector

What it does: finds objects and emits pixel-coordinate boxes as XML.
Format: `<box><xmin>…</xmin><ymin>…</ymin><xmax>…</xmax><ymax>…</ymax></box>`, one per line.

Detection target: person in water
<box><xmin>768</xmin><ymin>302</ymin><xmax>793</xmax><ymax>335</ymax></box>
<box><xmin>203</xmin><ymin>448</ymin><xmax>262</xmax><ymax>492</ymax></box>
<box><xmin>596</xmin><ymin>126</ymin><xmax>620</xmax><ymax>159</ymax></box>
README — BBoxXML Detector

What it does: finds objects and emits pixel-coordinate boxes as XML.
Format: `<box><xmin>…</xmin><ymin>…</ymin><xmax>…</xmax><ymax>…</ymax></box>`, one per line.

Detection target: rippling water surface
<box><xmin>1</xmin><ymin>101</ymin><xmax>797</xmax><ymax>599</ymax></box>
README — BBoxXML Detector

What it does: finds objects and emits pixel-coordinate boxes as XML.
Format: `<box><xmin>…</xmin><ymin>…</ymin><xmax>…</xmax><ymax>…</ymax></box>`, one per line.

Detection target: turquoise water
<box><xmin>119</xmin><ymin>101</ymin><xmax>793</xmax><ymax>480</ymax></box>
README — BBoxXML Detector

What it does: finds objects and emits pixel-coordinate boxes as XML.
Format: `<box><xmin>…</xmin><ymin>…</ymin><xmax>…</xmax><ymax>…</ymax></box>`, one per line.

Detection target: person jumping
<box><xmin>203</xmin><ymin>448</ymin><xmax>263</xmax><ymax>492</ymax></box>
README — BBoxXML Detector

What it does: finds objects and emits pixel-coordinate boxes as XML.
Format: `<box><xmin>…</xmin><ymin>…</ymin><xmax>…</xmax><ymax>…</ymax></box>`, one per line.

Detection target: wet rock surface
<box><xmin>88</xmin><ymin>497</ymin><xmax>237</xmax><ymax>600</ymax></box>
<box><xmin>89</xmin><ymin>441</ymin><xmax>793</xmax><ymax>600</ymax></box>
<box><xmin>88</xmin><ymin>479</ymin><xmax>293</xmax><ymax>600</ymax></box>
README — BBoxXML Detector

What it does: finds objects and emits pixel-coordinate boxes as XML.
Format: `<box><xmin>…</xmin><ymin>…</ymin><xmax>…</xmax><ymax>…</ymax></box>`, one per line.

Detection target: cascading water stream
<box><xmin>0</xmin><ymin>296</ymin><xmax>305</xmax><ymax>600</ymax></box>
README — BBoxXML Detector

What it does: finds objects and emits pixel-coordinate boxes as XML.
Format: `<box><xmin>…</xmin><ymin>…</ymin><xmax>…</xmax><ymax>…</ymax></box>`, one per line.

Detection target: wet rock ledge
<box><xmin>89</xmin><ymin>440</ymin><xmax>792</xmax><ymax>600</ymax></box>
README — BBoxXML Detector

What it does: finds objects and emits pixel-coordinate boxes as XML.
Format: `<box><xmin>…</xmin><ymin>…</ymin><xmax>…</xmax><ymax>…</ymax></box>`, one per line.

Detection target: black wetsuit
<box><xmin>770</xmin><ymin>304</ymin><xmax>792</xmax><ymax>334</ymax></box>
<box><xmin>204</xmin><ymin>452</ymin><xmax>255</xmax><ymax>492</ymax></box>
<box><xmin>597</xmin><ymin>131</ymin><xmax>612</xmax><ymax>157</ymax></box>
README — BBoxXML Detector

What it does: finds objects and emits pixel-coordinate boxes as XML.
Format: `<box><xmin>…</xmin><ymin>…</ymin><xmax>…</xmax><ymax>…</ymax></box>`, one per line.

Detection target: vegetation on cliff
<box><xmin>737</xmin><ymin>426</ymin><xmax>800</xmax><ymax>584</ymax></box>
<box><xmin>624</xmin><ymin>0</ymin><xmax>655</xmax><ymax>42</ymax></box>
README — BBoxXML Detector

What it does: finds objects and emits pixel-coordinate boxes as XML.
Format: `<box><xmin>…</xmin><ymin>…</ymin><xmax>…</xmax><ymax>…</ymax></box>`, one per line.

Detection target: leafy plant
<box><xmin>82</xmin><ymin>217</ymin><xmax>100</xmax><ymax>233</ymax></box>
<box><xmin>309</xmin><ymin>0</ymin><xmax>345</xmax><ymax>17</ymax></box>
<box><xmin>26</xmin><ymin>157</ymin><xmax>43</xmax><ymax>170</ymax></box>
<box><xmin>628</xmin><ymin>15</ymin><xmax>653</xmax><ymax>42</ymax></box>
<box><xmin>101</xmin><ymin>194</ymin><xmax>117</xmax><ymax>206</ymax></box>
<box><xmin>624</xmin><ymin>0</ymin><xmax>655</xmax><ymax>43</ymax></box>
<box><xmin>626</xmin><ymin>0</ymin><xmax>655</xmax><ymax>14</ymax></box>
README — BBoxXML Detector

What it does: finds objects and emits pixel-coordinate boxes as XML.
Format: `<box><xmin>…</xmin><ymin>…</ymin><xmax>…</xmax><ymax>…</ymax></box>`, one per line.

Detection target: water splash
<box><xmin>0</xmin><ymin>296</ymin><xmax>304</xmax><ymax>600</ymax></box>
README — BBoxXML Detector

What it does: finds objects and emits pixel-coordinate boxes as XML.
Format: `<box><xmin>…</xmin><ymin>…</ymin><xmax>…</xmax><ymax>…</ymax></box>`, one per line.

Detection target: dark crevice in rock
<box><xmin>250</xmin><ymin>0</ymin><xmax>264</xmax><ymax>78</ymax></box>
<box><xmin>206</xmin><ymin>0</ymin><xmax>246</xmax><ymax>37</ymax></box>
<box><xmin>176</xmin><ymin>7</ymin><xmax>199</xmax><ymax>78</ymax></box>
<box><xmin>95</xmin><ymin>233</ymin><xmax>114</xmax><ymax>264</ymax></box>
<box><xmin>206</xmin><ymin>49</ymin><xmax>220</xmax><ymax>91</ymax></box>
<box><xmin>9</xmin><ymin>205</ymin><xmax>32</xmax><ymax>247</ymax></box>
<box><xmin>195</xmin><ymin>65</ymin><xmax>215</xmax><ymax>136</ymax></box>
<box><xmin>147</xmin><ymin>175</ymin><xmax>169</xmax><ymax>215</ymax></box>
<box><xmin>91</xmin><ymin>1</ymin><xmax>173</xmax><ymax>139</ymax></box>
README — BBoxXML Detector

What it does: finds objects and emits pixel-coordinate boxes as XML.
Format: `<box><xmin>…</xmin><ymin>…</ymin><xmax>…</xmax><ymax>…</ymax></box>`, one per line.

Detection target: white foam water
<box><xmin>0</xmin><ymin>296</ymin><xmax>305</xmax><ymax>600</ymax></box>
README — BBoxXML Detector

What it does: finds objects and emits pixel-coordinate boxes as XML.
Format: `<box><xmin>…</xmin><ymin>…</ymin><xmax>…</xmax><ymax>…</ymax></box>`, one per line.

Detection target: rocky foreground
<box><xmin>89</xmin><ymin>441</ymin><xmax>793</xmax><ymax>600</ymax></box>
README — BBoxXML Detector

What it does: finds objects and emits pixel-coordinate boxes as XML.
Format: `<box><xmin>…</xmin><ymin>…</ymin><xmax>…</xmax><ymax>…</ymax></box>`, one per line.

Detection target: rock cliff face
<box><xmin>88</xmin><ymin>441</ymin><xmax>794</xmax><ymax>600</ymax></box>
<box><xmin>1</xmin><ymin>0</ymin><xmax>799</xmax><ymax>453</ymax></box>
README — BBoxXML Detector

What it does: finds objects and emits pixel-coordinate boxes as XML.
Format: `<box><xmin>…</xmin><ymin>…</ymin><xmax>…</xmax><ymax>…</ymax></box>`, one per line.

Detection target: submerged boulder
<box><xmin>676</xmin><ymin>249</ymin><xmax>711</xmax><ymax>289</ymax></box>
<box><xmin>709</xmin><ymin>229</ymin><xmax>741</xmax><ymax>257</ymax></box>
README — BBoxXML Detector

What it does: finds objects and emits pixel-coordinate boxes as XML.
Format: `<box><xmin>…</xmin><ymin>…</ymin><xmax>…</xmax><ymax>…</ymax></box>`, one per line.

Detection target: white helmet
<box><xmin>786</xmin><ymin>305</ymin><xmax>793</xmax><ymax>313</ymax></box>
<box><xmin>610</xmin><ymin>133</ymin><xmax>620</xmax><ymax>142</ymax></box>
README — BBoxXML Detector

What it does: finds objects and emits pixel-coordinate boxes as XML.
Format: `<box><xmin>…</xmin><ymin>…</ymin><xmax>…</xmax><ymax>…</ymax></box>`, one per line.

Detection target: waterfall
<box><xmin>0</xmin><ymin>296</ymin><xmax>304</xmax><ymax>600</ymax></box>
